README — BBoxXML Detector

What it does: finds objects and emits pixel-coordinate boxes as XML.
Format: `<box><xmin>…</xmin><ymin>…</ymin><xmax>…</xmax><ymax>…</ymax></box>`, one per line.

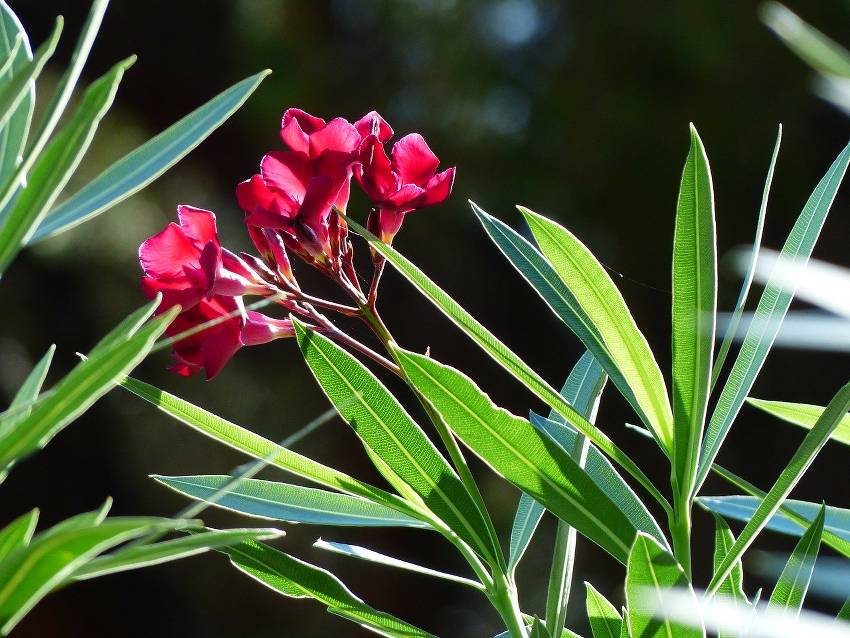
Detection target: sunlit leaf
<box><xmin>768</xmin><ymin>505</ymin><xmax>825</xmax><ymax>615</ymax></box>
<box><xmin>0</xmin><ymin>509</ymin><xmax>37</xmax><ymax>563</ymax></box>
<box><xmin>585</xmin><ymin>582</ymin><xmax>622</xmax><ymax>638</ymax></box>
<box><xmin>0</xmin><ymin>1</ymin><xmax>35</xmax><ymax>179</ymax></box>
<box><xmin>748</xmin><ymin>397</ymin><xmax>850</xmax><ymax>447</ymax></box>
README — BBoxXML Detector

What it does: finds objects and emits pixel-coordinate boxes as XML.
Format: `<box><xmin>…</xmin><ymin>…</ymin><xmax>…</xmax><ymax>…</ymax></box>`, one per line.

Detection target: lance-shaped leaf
<box><xmin>671</xmin><ymin>125</ymin><xmax>717</xmax><ymax>499</ymax></box>
<box><xmin>293</xmin><ymin>320</ymin><xmax>501</xmax><ymax>566</ymax></box>
<box><xmin>0</xmin><ymin>56</ymin><xmax>134</xmax><ymax>273</ymax></box>
<box><xmin>0</xmin><ymin>510</ymin><xmax>37</xmax><ymax>563</ymax></box>
<box><xmin>0</xmin><ymin>516</ymin><xmax>193</xmax><ymax>635</ymax></box>
<box><xmin>696</xmin><ymin>142</ymin><xmax>850</xmax><ymax>491</ymax></box>
<box><xmin>30</xmin><ymin>71</ymin><xmax>270</xmax><ymax>243</ymax></box>
<box><xmin>121</xmin><ymin>376</ymin><xmax>426</xmax><ymax>524</ymax></box>
<box><xmin>395</xmin><ymin>347</ymin><xmax>637</xmax><ymax>564</ymax></box>
<box><xmin>473</xmin><ymin>204</ymin><xmax>645</xmax><ymax>450</ymax></box>
<box><xmin>153</xmin><ymin>475</ymin><xmax>429</xmax><ymax>529</ymax></box>
<box><xmin>747</xmin><ymin>397</ymin><xmax>850</xmax><ymax>447</ymax></box>
<box><xmin>708</xmin><ymin>381</ymin><xmax>850</xmax><ymax>593</ymax></box>
<box><xmin>768</xmin><ymin>504</ymin><xmax>825</xmax><ymax>615</ymax></box>
<box><xmin>700</xmin><ymin>496</ymin><xmax>850</xmax><ymax>546</ymax></box>
<box><xmin>71</xmin><ymin>527</ymin><xmax>284</xmax><ymax>581</ymax></box>
<box><xmin>586</xmin><ymin>582</ymin><xmax>623</xmax><ymax>638</ymax></box>
<box><xmin>0</xmin><ymin>1</ymin><xmax>35</xmax><ymax>179</ymax></box>
<box><xmin>4</xmin><ymin>344</ymin><xmax>54</xmax><ymax>428</ymax></box>
<box><xmin>712</xmin><ymin>513</ymin><xmax>746</xmax><ymax>603</ymax></box>
<box><xmin>347</xmin><ymin>216</ymin><xmax>670</xmax><ymax>517</ymax></box>
<box><xmin>521</xmin><ymin>206</ymin><xmax>674</xmax><ymax>452</ymax></box>
<box><xmin>531</xmin><ymin>413</ymin><xmax>668</xmax><ymax>549</ymax></box>
<box><xmin>220</xmin><ymin>539</ymin><xmax>437</xmax><ymax>637</ymax></box>
<box><xmin>314</xmin><ymin>539</ymin><xmax>483</xmax><ymax>590</ymax></box>
<box><xmin>625</xmin><ymin>533</ymin><xmax>705</xmax><ymax>638</ymax></box>
<box><xmin>712</xmin><ymin>126</ymin><xmax>781</xmax><ymax>389</ymax></box>
<box><xmin>0</xmin><ymin>303</ymin><xmax>176</xmax><ymax>471</ymax></box>
<box><xmin>508</xmin><ymin>351</ymin><xmax>608</xmax><ymax>573</ymax></box>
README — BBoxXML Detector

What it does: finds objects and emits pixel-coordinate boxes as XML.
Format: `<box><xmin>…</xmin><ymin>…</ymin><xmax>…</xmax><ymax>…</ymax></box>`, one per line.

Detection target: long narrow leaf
<box><xmin>696</xmin><ymin>142</ymin><xmax>850</xmax><ymax>491</ymax></box>
<box><xmin>6</xmin><ymin>344</ymin><xmax>54</xmax><ymax>419</ymax></box>
<box><xmin>0</xmin><ymin>56</ymin><xmax>133</xmax><ymax>273</ymax></box>
<box><xmin>521</xmin><ymin>206</ymin><xmax>674</xmax><ymax>451</ymax></box>
<box><xmin>625</xmin><ymin>533</ymin><xmax>704</xmax><ymax>638</ymax></box>
<box><xmin>747</xmin><ymin>397</ymin><xmax>850</xmax><ymax>447</ymax></box>
<box><xmin>314</xmin><ymin>539</ymin><xmax>483</xmax><ymax>590</ymax></box>
<box><xmin>347</xmin><ymin>216</ymin><xmax>671</xmax><ymax>516</ymax></box>
<box><xmin>72</xmin><ymin>527</ymin><xmax>283</xmax><ymax>581</ymax></box>
<box><xmin>0</xmin><ymin>510</ymin><xmax>37</xmax><ymax>562</ymax></box>
<box><xmin>30</xmin><ymin>71</ymin><xmax>270</xmax><ymax>242</ymax></box>
<box><xmin>707</xmin><ymin>381</ymin><xmax>850</xmax><ymax>593</ymax></box>
<box><xmin>121</xmin><ymin>376</ymin><xmax>427</xmax><ymax>524</ymax></box>
<box><xmin>220</xmin><ymin>539</ymin><xmax>437</xmax><ymax>637</ymax></box>
<box><xmin>154</xmin><ymin>475</ymin><xmax>428</xmax><ymax>529</ymax></box>
<box><xmin>508</xmin><ymin>351</ymin><xmax>607</xmax><ymax>574</ymax></box>
<box><xmin>0</xmin><ymin>2</ymin><xmax>34</xmax><ymax>179</ymax></box>
<box><xmin>293</xmin><ymin>320</ymin><xmax>501</xmax><ymax>565</ymax></box>
<box><xmin>585</xmin><ymin>582</ymin><xmax>623</xmax><ymax>638</ymax></box>
<box><xmin>768</xmin><ymin>505</ymin><xmax>825</xmax><ymax>615</ymax></box>
<box><xmin>711</xmin><ymin>513</ymin><xmax>746</xmax><ymax>603</ymax></box>
<box><xmin>671</xmin><ymin>124</ymin><xmax>717</xmax><ymax>500</ymax></box>
<box><xmin>396</xmin><ymin>348</ymin><xmax>637</xmax><ymax>564</ymax></box>
<box><xmin>712</xmin><ymin>127</ymin><xmax>781</xmax><ymax>388</ymax></box>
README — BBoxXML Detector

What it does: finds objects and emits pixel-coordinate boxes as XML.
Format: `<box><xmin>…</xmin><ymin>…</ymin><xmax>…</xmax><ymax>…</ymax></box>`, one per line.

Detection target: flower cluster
<box><xmin>139</xmin><ymin>108</ymin><xmax>454</xmax><ymax>378</ymax></box>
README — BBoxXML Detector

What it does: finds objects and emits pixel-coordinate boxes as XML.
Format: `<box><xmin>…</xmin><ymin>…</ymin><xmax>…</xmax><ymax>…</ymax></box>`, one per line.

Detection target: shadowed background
<box><xmin>1</xmin><ymin>1</ymin><xmax>849</xmax><ymax>636</ymax></box>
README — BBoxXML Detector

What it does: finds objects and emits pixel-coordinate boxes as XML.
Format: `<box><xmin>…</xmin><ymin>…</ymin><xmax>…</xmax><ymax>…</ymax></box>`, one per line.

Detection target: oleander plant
<box><xmin>4</xmin><ymin>0</ymin><xmax>850</xmax><ymax>636</ymax></box>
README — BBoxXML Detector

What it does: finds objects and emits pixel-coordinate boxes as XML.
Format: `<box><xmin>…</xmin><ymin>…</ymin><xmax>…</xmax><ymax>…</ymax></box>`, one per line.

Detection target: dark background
<box><xmin>1</xmin><ymin>1</ymin><xmax>849</xmax><ymax>636</ymax></box>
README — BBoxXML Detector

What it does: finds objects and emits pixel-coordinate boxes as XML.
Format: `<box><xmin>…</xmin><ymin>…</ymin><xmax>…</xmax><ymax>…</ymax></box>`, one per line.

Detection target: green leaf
<box><xmin>347</xmin><ymin>216</ymin><xmax>670</xmax><ymax>517</ymax></box>
<box><xmin>0</xmin><ymin>18</ymin><xmax>60</xmax><ymax>153</ymax></box>
<box><xmin>696</xmin><ymin>142</ymin><xmax>850</xmax><ymax>491</ymax></box>
<box><xmin>120</xmin><ymin>376</ymin><xmax>426</xmax><ymax>524</ymax></box>
<box><xmin>71</xmin><ymin>527</ymin><xmax>283</xmax><ymax>581</ymax></box>
<box><xmin>530</xmin><ymin>617</ymin><xmax>551</xmax><ymax>638</ymax></box>
<box><xmin>712</xmin><ymin>126</ymin><xmax>781</xmax><ymax>389</ymax></box>
<box><xmin>30</xmin><ymin>71</ymin><xmax>270</xmax><ymax>243</ymax></box>
<box><xmin>220</xmin><ymin>539</ymin><xmax>437</xmax><ymax>637</ymax></box>
<box><xmin>768</xmin><ymin>504</ymin><xmax>825</xmax><ymax>615</ymax></box>
<box><xmin>473</xmin><ymin>204</ymin><xmax>645</xmax><ymax>451</ymax></box>
<box><xmin>747</xmin><ymin>397</ymin><xmax>850</xmax><ymax>446</ymax></box>
<box><xmin>585</xmin><ymin>582</ymin><xmax>623</xmax><ymax>638</ymax></box>
<box><xmin>0</xmin><ymin>1</ymin><xmax>34</xmax><ymax>179</ymax></box>
<box><xmin>0</xmin><ymin>0</ymin><xmax>108</xmax><ymax>231</ymax></box>
<box><xmin>531</xmin><ymin>413</ymin><xmax>668</xmax><ymax>550</ymax></box>
<box><xmin>625</xmin><ymin>534</ymin><xmax>704</xmax><ymax>638</ymax></box>
<box><xmin>837</xmin><ymin>596</ymin><xmax>850</xmax><ymax>622</ymax></box>
<box><xmin>153</xmin><ymin>475</ymin><xmax>429</xmax><ymax>529</ymax></box>
<box><xmin>0</xmin><ymin>305</ymin><xmax>176</xmax><ymax>470</ymax></box>
<box><xmin>292</xmin><ymin>320</ymin><xmax>502</xmax><ymax>567</ymax></box>
<box><xmin>761</xmin><ymin>2</ymin><xmax>850</xmax><ymax>78</ymax></box>
<box><xmin>711</xmin><ymin>513</ymin><xmax>746</xmax><ymax>603</ymax></box>
<box><xmin>700</xmin><ymin>495</ymin><xmax>850</xmax><ymax>545</ymax></box>
<box><xmin>671</xmin><ymin>124</ymin><xmax>717</xmax><ymax>500</ymax></box>
<box><xmin>707</xmin><ymin>381</ymin><xmax>850</xmax><ymax>593</ymax></box>
<box><xmin>0</xmin><ymin>516</ymin><xmax>191</xmax><ymax>635</ymax></box>
<box><xmin>0</xmin><ymin>509</ymin><xmax>37</xmax><ymax>562</ymax></box>
<box><xmin>0</xmin><ymin>55</ymin><xmax>133</xmax><ymax>273</ymax></box>
<box><xmin>510</xmin><ymin>351</ymin><xmax>608</xmax><ymax>573</ymax></box>
<box><xmin>7</xmin><ymin>344</ymin><xmax>54</xmax><ymax>417</ymax></box>
<box><xmin>313</xmin><ymin>538</ymin><xmax>483</xmax><ymax>590</ymax></box>
<box><xmin>520</xmin><ymin>206</ymin><xmax>674</xmax><ymax>452</ymax></box>
<box><xmin>395</xmin><ymin>347</ymin><xmax>637</xmax><ymax>564</ymax></box>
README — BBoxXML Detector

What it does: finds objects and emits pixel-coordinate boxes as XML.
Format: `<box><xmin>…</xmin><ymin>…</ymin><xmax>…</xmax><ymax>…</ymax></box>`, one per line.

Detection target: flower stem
<box><xmin>490</xmin><ymin>571</ymin><xmax>529</xmax><ymax>638</ymax></box>
<box><xmin>670</xmin><ymin>490</ymin><xmax>693</xmax><ymax>580</ymax></box>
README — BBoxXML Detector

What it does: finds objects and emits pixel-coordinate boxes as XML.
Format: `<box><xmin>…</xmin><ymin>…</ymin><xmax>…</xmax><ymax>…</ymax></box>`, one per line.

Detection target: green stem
<box><xmin>670</xmin><ymin>490</ymin><xmax>693</xmax><ymax>580</ymax></box>
<box><xmin>545</xmin><ymin>520</ymin><xmax>576</xmax><ymax>636</ymax></box>
<box><xmin>491</xmin><ymin>571</ymin><xmax>529</xmax><ymax>638</ymax></box>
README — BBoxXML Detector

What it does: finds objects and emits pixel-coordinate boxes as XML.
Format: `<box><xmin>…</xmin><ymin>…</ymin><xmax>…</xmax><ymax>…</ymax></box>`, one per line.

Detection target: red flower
<box><xmin>166</xmin><ymin>295</ymin><xmax>294</xmax><ymax>379</ymax></box>
<box><xmin>237</xmin><ymin>110</ymin><xmax>364</xmax><ymax>265</ymax></box>
<box><xmin>140</xmin><ymin>206</ymin><xmax>268</xmax><ymax>312</ymax></box>
<box><xmin>355</xmin><ymin>133</ymin><xmax>455</xmax><ymax>243</ymax></box>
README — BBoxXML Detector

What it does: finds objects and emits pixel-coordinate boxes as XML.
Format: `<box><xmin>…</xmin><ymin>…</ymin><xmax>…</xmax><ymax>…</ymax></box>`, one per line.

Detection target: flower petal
<box><xmin>354</xmin><ymin>111</ymin><xmax>393</xmax><ymax>143</ymax></box>
<box><xmin>391</xmin><ymin>133</ymin><xmax>440</xmax><ymax>186</ymax></box>
<box><xmin>260</xmin><ymin>151</ymin><xmax>311</xmax><ymax>201</ymax></box>
<box><xmin>355</xmin><ymin>135</ymin><xmax>398</xmax><ymax>202</ymax></box>
<box><xmin>242</xmin><ymin>312</ymin><xmax>294</xmax><ymax>345</ymax></box>
<box><xmin>420</xmin><ymin>166</ymin><xmax>455</xmax><ymax>207</ymax></box>
<box><xmin>280</xmin><ymin>108</ymin><xmax>326</xmax><ymax>153</ymax></box>
<box><xmin>309</xmin><ymin>118</ymin><xmax>361</xmax><ymax>158</ymax></box>
<box><xmin>176</xmin><ymin>205</ymin><xmax>218</xmax><ymax>247</ymax></box>
<box><xmin>139</xmin><ymin>222</ymin><xmax>200</xmax><ymax>279</ymax></box>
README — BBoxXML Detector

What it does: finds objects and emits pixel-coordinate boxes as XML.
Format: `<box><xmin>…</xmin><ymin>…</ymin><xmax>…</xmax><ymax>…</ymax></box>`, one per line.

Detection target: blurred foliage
<box><xmin>3</xmin><ymin>1</ymin><xmax>850</xmax><ymax>636</ymax></box>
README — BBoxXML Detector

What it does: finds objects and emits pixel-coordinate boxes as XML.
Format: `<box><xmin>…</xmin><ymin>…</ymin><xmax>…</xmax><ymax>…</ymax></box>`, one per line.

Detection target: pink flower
<box><xmin>140</xmin><ymin>206</ymin><xmax>268</xmax><ymax>312</ymax></box>
<box><xmin>355</xmin><ymin>133</ymin><xmax>455</xmax><ymax>243</ymax></box>
<box><xmin>166</xmin><ymin>295</ymin><xmax>294</xmax><ymax>379</ymax></box>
